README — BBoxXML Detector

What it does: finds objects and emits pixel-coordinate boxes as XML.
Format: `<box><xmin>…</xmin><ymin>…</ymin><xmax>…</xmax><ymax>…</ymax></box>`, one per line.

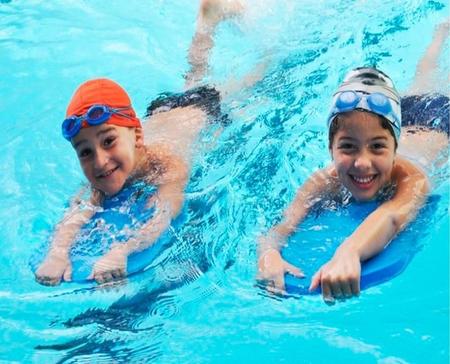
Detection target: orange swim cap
<box><xmin>66</xmin><ymin>78</ymin><xmax>141</xmax><ymax>128</ymax></box>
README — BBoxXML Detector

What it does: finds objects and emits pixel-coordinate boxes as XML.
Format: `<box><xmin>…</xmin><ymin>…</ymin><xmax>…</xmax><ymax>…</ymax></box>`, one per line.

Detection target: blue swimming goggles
<box><xmin>327</xmin><ymin>90</ymin><xmax>401</xmax><ymax>140</ymax></box>
<box><xmin>62</xmin><ymin>104</ymin><xmax>133</xmax><ymax>140</ymax></box>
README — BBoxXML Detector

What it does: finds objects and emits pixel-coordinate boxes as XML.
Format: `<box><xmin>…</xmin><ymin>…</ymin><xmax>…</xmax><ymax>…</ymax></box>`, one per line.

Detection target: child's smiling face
<box><xmin>72</xmin><ymin>124</ymin><xmax>143</xmax><ymax>196</ymax></box>
<box><xmin>329</xmin><ymin>111</ymin><xmax>396</xmax><ymax>201</ymax></box>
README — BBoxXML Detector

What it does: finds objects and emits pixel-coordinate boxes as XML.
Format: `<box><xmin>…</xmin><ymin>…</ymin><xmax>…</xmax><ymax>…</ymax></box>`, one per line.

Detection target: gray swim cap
<box><xmin>328</xmin><ymin>67</ymin><xmax>402</xmax><ymax>141</ymax></box>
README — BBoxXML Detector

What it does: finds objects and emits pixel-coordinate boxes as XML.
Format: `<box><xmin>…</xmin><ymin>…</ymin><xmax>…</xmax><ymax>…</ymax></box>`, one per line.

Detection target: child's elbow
<box><xmin>390</xmin><ymin>212</ymin><xmax>405</xmax><ymax>233</ymax></box>
<box><xmin>390</xmin><ymin>196</ymin><xmax>426</xmax><ymax>233</ymax></box>
<box><xmin>412</xmin><ymin>171</ymin><xmax>430</xmax><ymax>197</ymax></box>
<box><xmin>171</xmin><ymin>194</ymin><xmax>185</xmax><ymax>217</ymax></box>
<box><xmin>420</xmin><ymin>177</ymin><xmax>430</xmax><ymax>196</ymax></box>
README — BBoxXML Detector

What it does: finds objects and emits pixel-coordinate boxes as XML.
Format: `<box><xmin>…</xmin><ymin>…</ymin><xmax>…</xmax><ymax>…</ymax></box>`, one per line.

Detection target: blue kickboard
<box><xmin>31</xmin><ymin>183</ymin><xmax>172</xmax><ymax>283</ymax></box>
<box><xmin>281</xmin><ymin>195</ymin><xmax>438</xmax><ymax>295</ymax></box>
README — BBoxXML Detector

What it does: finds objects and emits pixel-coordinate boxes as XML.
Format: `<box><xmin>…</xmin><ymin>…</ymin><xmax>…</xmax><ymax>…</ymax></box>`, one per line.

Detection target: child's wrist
<box><xmin>337</xmin><ymin>239</ymin><xmax>362</xmax><ymax>260</ymax></box>
<box><xmin>258</xmin><ymin>234</ymin><xmax>284</xmax><ymax>255</ymax></box>
<box><xmin>258</xmin><ymin>248</ymin><xmax>282</xmax><ymax>271</ymax></box>
<box><xmin>49</xmin><ymin>246</ymin><xmax>70</xmax><ymax>258</ymax></box>
<box><xmin>258</xmin><ymin>247</ymin><xmax>280</xmax><ymax>261</ymax></box>
<box><xmin>111</xmin><ymin>242</ymin><xmax>132</xmax><ymax>256</ymax></box>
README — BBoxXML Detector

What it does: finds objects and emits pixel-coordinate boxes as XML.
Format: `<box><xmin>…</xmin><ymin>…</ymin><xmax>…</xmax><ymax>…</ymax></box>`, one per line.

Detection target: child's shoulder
<box><xmin>322</xmin><ymin>164</ymin><xmax>341</xmax><ymax>189</ymax></box>
<box><xmin>139</xmin><ymin>144</ymin><xmax>189</xmax><ymax>186</ymax></box>
<box><xmin>307</xmin><ymin>165</ymin><xmax>341</xmax><ymax>195</ymax></box>
<box><xmin>393</xmin><ymin>156</ymin><xmax>425</xmax><ymax>174</ymax></box>
<box><xmin>392</xmin><ymin>156</ymin><xmax>429</xmax><ymax>187</ymax></box>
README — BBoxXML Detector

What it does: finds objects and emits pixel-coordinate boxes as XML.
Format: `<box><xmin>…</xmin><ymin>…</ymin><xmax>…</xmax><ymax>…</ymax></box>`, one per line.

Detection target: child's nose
<box><xmin>94</xmin><ymin>149</ymin><xmax>109</xmax><ymax>168</ymax></box>
<box><xmin>353</xmin><ymin>151</ymin><xmax>371</xmax><ymax>170</ymax></box>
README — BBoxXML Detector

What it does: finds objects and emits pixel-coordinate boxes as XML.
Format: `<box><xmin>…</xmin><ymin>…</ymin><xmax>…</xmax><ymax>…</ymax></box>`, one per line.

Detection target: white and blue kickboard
<box><xmin>281</xmin><ymin>196</ymin><xmax>437</xmax><ymax>295</ymax></box>
<box><xmin>31</xmin><ymin>183</ymin><xmax>170</xmax><ymax>283</ymax></box>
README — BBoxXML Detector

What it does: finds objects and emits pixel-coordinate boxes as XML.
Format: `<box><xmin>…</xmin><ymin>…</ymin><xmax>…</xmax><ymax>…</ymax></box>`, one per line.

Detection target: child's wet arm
<box><xmin>119</xmin><ymin>177</ymin><xmax>187</xmax><ymax>256</ymax></box>
<box><xmin>49</xmin><ymin>204</ymin><xmax>95</xmax><ymax>257</ymax></box>
<box><xmin>259</xmin><ymin>168</ymin><xmax>332</xmax><ymax>255</ymax></box>
<box><xmin>342</xmin><ymin>161</ymin><xmax>429</xmax><ymax>261</ymax></box>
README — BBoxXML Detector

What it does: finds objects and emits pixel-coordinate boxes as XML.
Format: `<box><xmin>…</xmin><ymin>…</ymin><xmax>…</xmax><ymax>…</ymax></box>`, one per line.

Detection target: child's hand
<box><xmin>309</xmin><ymin>243</ymin><xmax>361</xmax><ymax>304</ymax></box>
<box><xmin>257</xmin><ymin>248</ymin><xmax>304</xmax><ymax>294</ymax></box>
<box><xmin>35</xmin><ymin>253</ymin><xmax>72</xmax><ymax>286</ymax></box>
<box><xmin>89</xmin><ymin>244</ymin><xmax>128</xmax><ymax>284</ymax></box>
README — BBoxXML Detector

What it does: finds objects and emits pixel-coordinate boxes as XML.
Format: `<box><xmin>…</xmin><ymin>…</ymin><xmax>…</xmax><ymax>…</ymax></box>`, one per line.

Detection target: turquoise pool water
<box><xmin>0</xmin><ymin>1</ymin><xmax>449</xmax><ymax>363</ymax></box>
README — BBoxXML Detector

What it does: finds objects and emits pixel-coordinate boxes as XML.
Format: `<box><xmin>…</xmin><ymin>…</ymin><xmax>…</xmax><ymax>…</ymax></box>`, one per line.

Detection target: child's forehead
<box><xmin>339</xmin><ymin>111</ymin><xmax>383</xmax><ymax>129</ymax></box>
<box><xmin>340</xmin><ymin>110</ymin><xmax>380</xmax><ymax>123</ymax></box>
<box><xmin>72</xmin><ymin>124</ymin><xmax>127</xmax><ymax>146</ymax></box>
<box><xmin>336</xmin><ymin>111</ymin><xmax>392</xmax><ymax>137</ymax></box>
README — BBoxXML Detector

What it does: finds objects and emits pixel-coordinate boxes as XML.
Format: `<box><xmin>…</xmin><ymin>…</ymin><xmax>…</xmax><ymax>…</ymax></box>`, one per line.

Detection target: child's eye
<box><xmin>103</xmin><ymin>136</ymin><xmax>116</xmax><ymax>148</ymax></box>
<box><xmin>372</xmin><ymin>142</ymin><xmax>387</xmax><ymax>150</ymax></box>
<box><xmin>338</xmin><ymin>143</ymin><xmax>356</xmax><ymax>151</ymax></box>
<box><xmin>78</xmin><ymin>148</ymin><xmax>92</xmax><ymax>159</ymax></box>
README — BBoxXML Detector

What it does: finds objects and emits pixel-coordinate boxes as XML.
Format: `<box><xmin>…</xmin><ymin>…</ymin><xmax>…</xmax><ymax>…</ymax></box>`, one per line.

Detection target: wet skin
<box><xmin>330</xmin><ymin>111</ymin><xmax>396</xmax><ymax>201</ymax></box>
<box><xmin>72</xmin><ymin>124</ymin><xmax>144</xmax><ymax>196</ymax></box>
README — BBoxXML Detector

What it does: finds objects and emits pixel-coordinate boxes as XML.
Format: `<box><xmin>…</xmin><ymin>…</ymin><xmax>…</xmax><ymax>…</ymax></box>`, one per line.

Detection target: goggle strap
<box><xmin>112</xmin><ymin>110</ymin><xmax>133</xmax><ymax>119</ymax></box>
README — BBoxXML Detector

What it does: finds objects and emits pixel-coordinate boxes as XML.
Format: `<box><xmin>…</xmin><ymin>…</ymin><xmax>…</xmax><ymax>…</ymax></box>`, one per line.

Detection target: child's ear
<box><xmin>134</xmin><ymin>127</ymin><xmax>144</xmax><ymax>147</ymax></box>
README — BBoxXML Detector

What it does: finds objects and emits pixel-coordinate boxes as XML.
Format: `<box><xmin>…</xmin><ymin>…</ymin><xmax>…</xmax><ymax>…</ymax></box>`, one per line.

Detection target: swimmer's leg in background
<box><xmin>407</xmin><ymin>19</ymin><xmax>449</xmax><ymax>95</ymax></box>
<box><xmin>398</xmin><ymin>19</ymin><xmax>449</xmax><ymax>174</ymax></box>
<box><xmin>185</xmin><ymin>0</ymin><xmax>244</xmax><ymax>89</ymax></box>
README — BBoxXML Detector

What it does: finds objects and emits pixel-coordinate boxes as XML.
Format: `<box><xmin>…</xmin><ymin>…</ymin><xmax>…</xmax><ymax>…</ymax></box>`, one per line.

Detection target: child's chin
<box><xmin>98</xmin><ymin>184</ymin><xmax>125</xmax><ymax>197</ymax></box>
<box><xmin>346</xmin><ymin>182</ymin><xmax>378</xmax><ymax>202</ymax></box>
<box><xmin>352</xmin><ymin>192</ymin><xmax>376</xmax><ymax>202</ymax></box>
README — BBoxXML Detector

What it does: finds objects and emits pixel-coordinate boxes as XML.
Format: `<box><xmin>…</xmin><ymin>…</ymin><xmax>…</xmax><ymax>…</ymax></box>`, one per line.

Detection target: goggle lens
<box><xmin>66</xmin><ymin>118</ymin><xmax>77</xmax><ymax>132</ymax></box>
<box><xmin>86</xmin><ymin>105</ymin><xmax>111</xmax><ymax>124</ymax></box>
<box><xmin>61</xmin><ymin>116</ymin><xmax>81</xmax><ymax>139</ymax></box>
<box><xmin>336</xmin><ymin>91</ymin><xmax>360</xmax><ymax>111</ymax></box>
<box><xmin>367</xmin><ymin>92</ymin><xmax>391</xmax><ymax>115</ymax></box>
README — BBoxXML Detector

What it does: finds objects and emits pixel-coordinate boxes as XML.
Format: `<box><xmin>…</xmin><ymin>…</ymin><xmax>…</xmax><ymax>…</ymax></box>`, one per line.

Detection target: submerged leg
<box><xmin>407</xmin><ymin>19</ymin><xmax>449</xmax><ymax>94</ymax></box>
<box><xmin>185</xmin><ymin>0</ymin><xmax>244</xmax><ymax>89</ymax></box>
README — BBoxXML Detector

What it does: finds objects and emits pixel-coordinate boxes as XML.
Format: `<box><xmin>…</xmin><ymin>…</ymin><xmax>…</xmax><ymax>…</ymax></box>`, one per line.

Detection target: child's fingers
<box><xmin>35</xmin><ymin>275</ymin><xmax>46</xmax><ymax>285</ymax></box>
<box><xmin>90</xmin><ymin>266</ymin><xmax>126</xmax><ymax>283</ymax></box>
<box><xmin>52</xmin><ymin>277</ymin><xmax>61</xmax><ymax>286</ymax></box>
<box><xmin>329</xmin><ymin>281</ymin><xmax>343</xmax><ymax>300</ymax></box>
<box><xmin>89</xmin><ymin>268</ymin><xmax>105</xmax><ymax>283</ymax></box>
<box><xmin>284</xmin><ymin>262</ymin><xmax>305</xmax><ymax>278</ymax></box>
<box><xmin>273</xmin><ymin>275</ymin><xmax>286</xmax><ymax>293</ymax></box>
<box><xmin>94</xmin><ymin>273</ymin><xmax>104</xmax><ymax>284</ymax></box>
<box><xmin>37</xmin><ymin>277</ymin><xmax>55</xmax><ymax>286</ymax></box>
<box><xmin>266</xmin><ymin>284</ymin><xmax>283</xmax><ymax>295</ymax></box>
<box><xmin>37</xmin><ymin>274</ymin><xmax>60</xmax><ymax>286</ymax></box>
<box><xmin>97</xmin><ymin>272</ymin><xmax>113</xmax><ymax>284</ymax></box>
<box><xmin>63</xmin><ymin>265</ymin><xmax>72</xmax><ymax>282</ymax></box>
<box><xmin>341</xmin><ymin>281</ymin><xmax>353</xmax><ymax>298</ymax></box>
<box><xmin>321</xmin><ymin>282</ymin><xmax>335</xmax><ymax>305</ymax></box>
<box><xmin>39</xmin><ymin>278</ymin><xmax>52</xmax><ymax>286</ymax></box>
<box><xmin>309</xmin><ymin>270</ymin><xmax>321</xmax><ymax>292</ymax></box>
<box><xmin>266</xmin><ymin>276</ymin><xmax>286</xmax><ymax>295</ymax></box>
<box><xmin>111</xmin><ymin>269</ymin><xmax>126</xmax><ymax>279</ymax></box>
<box><xmin>350</xmin><ymin>279</ymin><xmax>360</xmax><ymax>296</ymax></box>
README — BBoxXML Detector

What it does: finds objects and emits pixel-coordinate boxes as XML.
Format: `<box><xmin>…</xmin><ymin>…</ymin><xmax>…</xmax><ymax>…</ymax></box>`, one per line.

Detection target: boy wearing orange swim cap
<box><xmin>35</xmin><ymin>77</ymin><xmax>191</xmax><ymax>285</ymax></box>
<box><xmin>35</xmin><ymin>0</ymin><xmax>245</xmax><ymax>286</ymax></box>
<box><xmin>64</xmin><ymin>78</ymin><xmax>145</xmax><ymax>197</ymax></box>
